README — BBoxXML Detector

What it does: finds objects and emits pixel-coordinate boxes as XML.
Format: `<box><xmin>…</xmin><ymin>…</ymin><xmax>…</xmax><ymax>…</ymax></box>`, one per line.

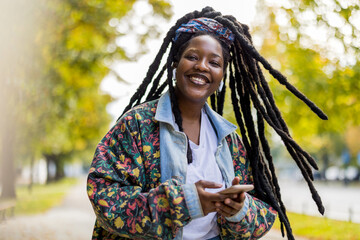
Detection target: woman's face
<box><xmin>174</xmin><ymin>35</ymin><xmax>225</xmax><ymax>105</ymax></box>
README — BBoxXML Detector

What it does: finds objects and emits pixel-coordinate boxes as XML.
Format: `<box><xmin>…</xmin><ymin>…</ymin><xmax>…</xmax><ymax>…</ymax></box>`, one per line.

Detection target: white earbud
<box><xmin>172</xmin><ymin>68</ymin><xmax>177</xmax><ymax>82</ymax></box>
<box><xmin>218</xmin><ymin>81</ymin><xmax>224</xmax><ymax>92</ymax></box>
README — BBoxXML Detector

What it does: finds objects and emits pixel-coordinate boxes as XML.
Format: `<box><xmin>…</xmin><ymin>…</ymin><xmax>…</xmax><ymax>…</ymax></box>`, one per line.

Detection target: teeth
<box><xmin>190</xmin><ymin>76</ymin><xmax>207</xmax><ymax>84</ymax></box>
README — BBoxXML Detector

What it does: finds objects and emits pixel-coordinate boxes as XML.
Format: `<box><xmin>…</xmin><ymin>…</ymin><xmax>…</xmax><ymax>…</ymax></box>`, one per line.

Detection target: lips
<box><xmin>188</xmin><ymin>74</ymin><xmax>209</xmax><ymax>86</ymax></box>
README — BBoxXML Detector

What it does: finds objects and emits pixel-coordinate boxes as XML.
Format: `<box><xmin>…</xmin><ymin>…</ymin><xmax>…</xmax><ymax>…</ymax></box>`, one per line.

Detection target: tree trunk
<box><xmin>322</xmin><ymin>150</ymin><xmax>329</xmax><ymax>181</ymax></box>
<box><xmin>28</xmin><ymin>155</ymin><xmax>35</xmax><ymax>193</ymax></box>
<box><xmin>45</xmin><ymin>154</ymin><xmax>56</xmax><ymax>183</ymax></box>
<box><xmin>44</xmin><ymin>153</ymin><xmax>65</xmax><ymax>183</ymax></box>
<box><xmin>0</xmin><ymin>125</ymin><xmax>17</xmax><ymax>200</ymax></box>
<box><xmin>55</xmin><ymin>158</ymin><xmax>65</xmax><ymax>181</ymax></box>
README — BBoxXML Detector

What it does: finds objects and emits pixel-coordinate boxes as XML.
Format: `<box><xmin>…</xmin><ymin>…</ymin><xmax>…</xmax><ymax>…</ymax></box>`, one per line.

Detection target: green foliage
<box><xmin>37</xmin><ymin>0</ymin><xmax>134</xmax><ymax>157</ymax></box>
<box><xmin>39</xmin><ymin>0</ymin><xmax>171</xmax><ymax>173</ymax></box>
<box><xmin>250</xmin><ymin>0</ymin><xmax>360</xmax><ymax>163</ymax></box>
<box><xmin>0</xmin><ymin>0</ymin><xmax>173</xmax><ymax>187</ymax></box>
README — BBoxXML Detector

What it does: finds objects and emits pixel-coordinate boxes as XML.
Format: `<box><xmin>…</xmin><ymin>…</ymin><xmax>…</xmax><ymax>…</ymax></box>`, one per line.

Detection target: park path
<box><xmin>0</xmin><ymin>177</ymin><xmax>307</xmax><ymax>240</ymax></box>
<box><xmin>0</xmin><ymin>177</ymin><xmax>96</xmax><ymax>240</ymax></box>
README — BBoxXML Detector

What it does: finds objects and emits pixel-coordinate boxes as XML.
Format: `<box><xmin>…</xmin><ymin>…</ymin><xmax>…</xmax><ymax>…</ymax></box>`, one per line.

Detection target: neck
<box><xmin>175</xmin><ymin>94</ymin><xmax>204</xmax><ymax>145</ymax></box>
<box><xmin>177</xmin><ymin>98</ymin><xmax>204</xmax><ymax>122</ymax></box>
<box><xmin>174</xmin><ymin>88</ymin><xmax>207</xmax><ymax>122</ymax></box>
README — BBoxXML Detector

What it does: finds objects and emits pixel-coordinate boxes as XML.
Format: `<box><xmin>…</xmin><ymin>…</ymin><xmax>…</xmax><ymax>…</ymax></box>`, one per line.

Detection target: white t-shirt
<box><xmin>183</xmin><ymin>109</ymin><xmax>225</xmax><ymax>240</ymax></box>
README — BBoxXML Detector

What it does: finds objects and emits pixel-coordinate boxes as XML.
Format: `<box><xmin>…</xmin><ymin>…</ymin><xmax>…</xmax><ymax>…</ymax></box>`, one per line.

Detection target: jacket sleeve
<box><xmin>218</xmin><ymin>133</ymin><xmax>277</xmax><ymax>239</ymax></box>
<box><xmin>87</xmin><ymin>111</ymin><xmax>191</xmax><ymax>239</ymax></box>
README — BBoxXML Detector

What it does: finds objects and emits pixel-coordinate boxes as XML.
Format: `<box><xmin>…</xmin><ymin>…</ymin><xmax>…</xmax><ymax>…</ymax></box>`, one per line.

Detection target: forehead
<box><xmin>183</xmin><ymin>35</ymin><xmax>223</xmax><ymax>57</ymax></box>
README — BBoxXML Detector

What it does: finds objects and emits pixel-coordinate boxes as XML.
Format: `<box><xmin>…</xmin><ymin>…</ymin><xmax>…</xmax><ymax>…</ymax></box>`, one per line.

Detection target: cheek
<box><xmin>214</xmin><ymin>70</ymin><xmax>224</xmax><ymax>82</ymax></box>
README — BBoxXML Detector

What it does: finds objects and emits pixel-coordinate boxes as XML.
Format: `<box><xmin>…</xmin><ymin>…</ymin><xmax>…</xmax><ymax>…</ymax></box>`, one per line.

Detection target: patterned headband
<box><xmin>174</xmin><ymin>17</ymin><xmax>235</xmax><ymax>47</ymax></box>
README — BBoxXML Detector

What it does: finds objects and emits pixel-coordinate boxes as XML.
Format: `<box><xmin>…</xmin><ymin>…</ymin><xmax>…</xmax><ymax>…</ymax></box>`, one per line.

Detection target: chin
<box><xmin>176</xmin><ymin>86</ymin><xmax>214</xmax><ymax>104</ymax></box>
<box><xmin>186</xmin><ymin>92</ymin><xmax>210</xmax><ymax>104</ymax></box>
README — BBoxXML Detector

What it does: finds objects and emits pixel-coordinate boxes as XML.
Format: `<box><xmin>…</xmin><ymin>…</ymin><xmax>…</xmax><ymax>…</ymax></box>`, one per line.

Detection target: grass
<box><xmin>14</xmin><ymin>177</ymin><xmax>79</xmax><ymax>216</ymax></box>
<box><xmin>273</xmin><ymin>212</ymin><xmax>360</xmax><ymax>240</ymax></box>
<box><xmin>8</xmin><ymin>178</ymin><xmax>360</xmax><ymax>240</ymax></box>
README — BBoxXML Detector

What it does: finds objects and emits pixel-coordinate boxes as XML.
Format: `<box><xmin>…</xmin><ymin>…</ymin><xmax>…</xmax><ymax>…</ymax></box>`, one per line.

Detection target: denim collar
<box><xmin>154</xmin><ymin>91</ymin><xmax>237</xmax><ymax>143</ymax></box>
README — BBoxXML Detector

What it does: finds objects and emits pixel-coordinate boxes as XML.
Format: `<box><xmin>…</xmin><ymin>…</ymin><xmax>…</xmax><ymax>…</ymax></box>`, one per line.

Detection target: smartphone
<box><xmin>218</xmin><ymin>184</ymin><xmax>254</xmax><ymax>194</ymax></box>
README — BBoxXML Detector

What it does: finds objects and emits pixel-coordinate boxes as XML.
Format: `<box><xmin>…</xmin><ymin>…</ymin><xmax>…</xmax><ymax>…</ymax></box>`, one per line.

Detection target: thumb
<box><xmin>195</xmin><ymin>180</ymin><xmax>222</xmax><ymax>189</ymax></box>
<box><xmin>232</xmin><ymin>177</ymin><xmax>240</xmax><ymax>185</ymax></box>
<box><xmin>239</xmin><ymin>191</ymin><xmax>246</xmax><ymax>201</ymax></box>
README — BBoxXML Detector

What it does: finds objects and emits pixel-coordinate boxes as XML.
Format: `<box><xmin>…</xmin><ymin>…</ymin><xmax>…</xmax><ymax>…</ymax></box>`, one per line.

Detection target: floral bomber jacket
<box><xmin>87</xmin><ymin>94</ymin><xmax>277</xmax><ymax>240</ymax></box>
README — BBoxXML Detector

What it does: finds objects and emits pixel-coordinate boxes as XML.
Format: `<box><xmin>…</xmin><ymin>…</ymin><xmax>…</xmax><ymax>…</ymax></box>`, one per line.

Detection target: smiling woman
<box><xmin>174</xmin><ymin>35</ymin><xmax>225</xmax><ymax>145</ymax></box>
<box><xmin>87</xmin><ymin>6</ymin><xmax>327</xmax><ymax>240</ymax></box>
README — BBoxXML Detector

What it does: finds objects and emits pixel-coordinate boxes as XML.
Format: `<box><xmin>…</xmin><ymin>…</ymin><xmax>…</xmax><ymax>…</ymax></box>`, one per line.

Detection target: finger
<box><xmin>239</xmin><ymin>192</ymin><xmax>246</xmax><ymax>202</ymax></box>
<box><xmin>196</xmin><ymin>180</ymin><xmax>223</xmax><ymax>189</ymax></box>
<box><xmin>216</xmin><ymin>207</ymin><xmax>233</xmax><ymax>217</ymax></box>
<box><xmin>222</xmin><ymin>191</ymin><xmax>245</xmax><ymax>202</ymax></box>
<box><xmin>224</xmin><ymin>197</ymin><xmax>244</xmax><ymax>212</ymax></box>
<box><xmin>232</xmin><ymin>192</ymin><xmax>246</xmax><ymax>203</ymax></box>
<box><xmin>218</xmin><ymin>193</ymin><xmax>237</xmax><ymax>200</ymax></box>
<box><xmin>198</xmin><ymin>190</ymin><xmax>228</xmax><ymax>202</ymax></box>
<box><xmin>215</xmin><ymin>202</ymin><xmax>239</xmax><ymax>217</ymax></box>
<box><xmin>232</xmin><ymin>177</ymin><xmax>240</xmax><ymax>185</ymax></box>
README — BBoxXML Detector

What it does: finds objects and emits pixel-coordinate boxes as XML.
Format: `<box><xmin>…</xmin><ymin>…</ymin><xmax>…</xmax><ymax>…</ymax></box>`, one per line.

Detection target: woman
<box><xmin>87</xmin><ymin>7</ymin><xmax>326</xmax><ymax>240</ymax></box>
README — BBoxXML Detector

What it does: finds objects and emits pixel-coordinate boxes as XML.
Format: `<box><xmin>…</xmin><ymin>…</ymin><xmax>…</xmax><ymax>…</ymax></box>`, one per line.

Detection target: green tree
<box><xmin>36</xmin><ymin>0</ymin><xmax>172</xmax><ymax>182</ymax></box>
<box><xmin>0</xmin><ymin>0</ymin><xmax>172</xmax><ymax>198</ymax></box>
<box><xmin>251</xmin><ymin>0</ymin><xmax>360</xmax><ymax>169</ymax></box>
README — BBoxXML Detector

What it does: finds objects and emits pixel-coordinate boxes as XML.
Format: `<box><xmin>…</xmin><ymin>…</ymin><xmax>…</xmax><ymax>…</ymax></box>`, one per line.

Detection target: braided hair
<box><xmin>119</xmin><ymin>6</ymin><xmax>326</xmax><ymax>240</ymax></box>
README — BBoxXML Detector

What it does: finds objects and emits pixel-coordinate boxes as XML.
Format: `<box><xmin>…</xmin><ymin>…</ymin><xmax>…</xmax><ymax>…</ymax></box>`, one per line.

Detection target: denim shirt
<box><xmin>155</xmin><ymin>92</ymin><xmax>250</xmax><ymax>239</ymax></box>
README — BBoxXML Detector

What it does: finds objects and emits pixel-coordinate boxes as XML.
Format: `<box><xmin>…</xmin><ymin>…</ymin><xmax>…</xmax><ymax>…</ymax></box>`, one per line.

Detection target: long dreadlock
<box><xmin>118</xmin><ymin>6</ymin><xmax>327</xmax><ymax>240</ymax></box>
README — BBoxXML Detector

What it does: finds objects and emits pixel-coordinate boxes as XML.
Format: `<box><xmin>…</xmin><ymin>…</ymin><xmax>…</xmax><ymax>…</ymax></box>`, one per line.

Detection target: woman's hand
<box><xmin>195</xmin><ymin>180</ymin><xmax>226</xmax><ymax>216</ymax></box>
<box><xmin>215</xmin><ymin>177</ymin><xmax>246</xmax><ymax>217</ymax></box>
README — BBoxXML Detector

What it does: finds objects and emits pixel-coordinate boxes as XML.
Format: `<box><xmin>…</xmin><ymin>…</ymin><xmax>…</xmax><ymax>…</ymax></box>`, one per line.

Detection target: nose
<box><xmin>194</xmin><ymin>59</ymin><xmax>209</xmax><ymax>72</ymax></box>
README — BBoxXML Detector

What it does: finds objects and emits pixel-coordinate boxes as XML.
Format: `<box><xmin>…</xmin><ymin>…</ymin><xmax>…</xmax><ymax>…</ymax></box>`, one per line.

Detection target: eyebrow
<box><xmin>185</xmin><ymin>48</ymin><xmax>223</xmax><ymax>59</ymax></box>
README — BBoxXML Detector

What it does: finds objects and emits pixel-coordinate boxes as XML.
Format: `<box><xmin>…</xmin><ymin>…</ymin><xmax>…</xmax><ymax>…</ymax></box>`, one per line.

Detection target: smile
<box><xmin>188</xmin><ymin>75</ymin><xmax>209</xmax><ymax>86</ymax></box>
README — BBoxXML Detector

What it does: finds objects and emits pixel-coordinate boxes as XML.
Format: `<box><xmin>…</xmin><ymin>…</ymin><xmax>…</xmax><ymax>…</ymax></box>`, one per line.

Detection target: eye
<box><xmin>185</xmin><ymin>55</ymin><xmax>198</xmax><ymax>61</ymax></box>
<box><xmin>210</xmin><ymin>60</ymin><xmax>221</xmax><ymax>67</ymax></box>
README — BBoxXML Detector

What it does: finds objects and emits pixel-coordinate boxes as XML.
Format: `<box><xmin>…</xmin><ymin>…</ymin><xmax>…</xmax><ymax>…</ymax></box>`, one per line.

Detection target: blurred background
<box><xmin>0</xmin><ymin>0</ymin><xmax>359</xmax><ymax>239</ymax></box>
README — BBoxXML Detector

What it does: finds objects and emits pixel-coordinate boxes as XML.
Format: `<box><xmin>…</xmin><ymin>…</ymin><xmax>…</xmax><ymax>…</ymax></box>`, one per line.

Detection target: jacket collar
<box><xmin>154</xmin><ymin>91</ymin><xmax>237</xmax><ymax>143</ymax></box>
